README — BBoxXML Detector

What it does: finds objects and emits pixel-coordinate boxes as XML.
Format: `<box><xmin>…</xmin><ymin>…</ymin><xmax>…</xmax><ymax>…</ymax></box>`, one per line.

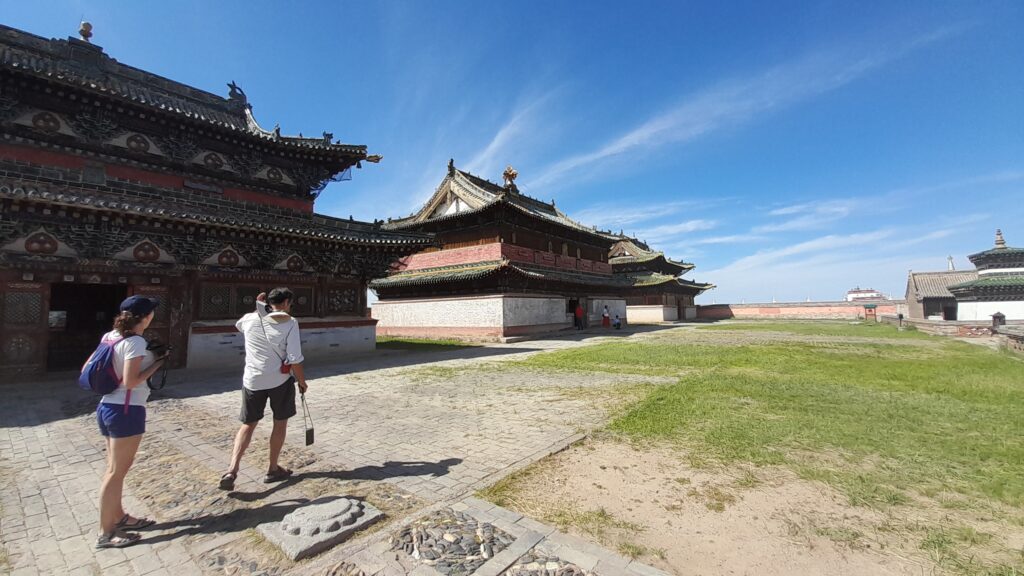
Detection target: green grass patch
<box><xmin>519</xmin><ymin>336</ymin><xmax>1024</xmax><ymax>509</ymax></box>
<box><xmin>699</xmin><ymin>321</ymin><xmax>932</xmax><ymax>339</ymax></box>
<box><xmin>376</xmin><ymin>336</ymin><xmax>480</xmax><ymax>352</ymax></box>
<box><xmin>547</xmin><ymin>506</ymin><xmax>642</xmax><ymax>540</ymax></box>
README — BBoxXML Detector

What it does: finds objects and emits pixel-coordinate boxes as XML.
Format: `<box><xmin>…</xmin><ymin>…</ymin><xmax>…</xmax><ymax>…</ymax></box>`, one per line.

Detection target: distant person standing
<box><xmin>220</xmin><ymin>288</ymin><xmax>309</xmax><ymax>490</ymax></box>
<box><xmin>613</xmin><ymin>314</ymin><xmax>622</xmax><ymax>330</ymax></box>
<box><xmin>602</xmin><ymin>305</ymin><xmax>611</xmax><ymax>328</ymax></box>
<box><xmin>574</xmin><ymin>303</ymin><xmax>585</xmax><ymax>330</ymax></box>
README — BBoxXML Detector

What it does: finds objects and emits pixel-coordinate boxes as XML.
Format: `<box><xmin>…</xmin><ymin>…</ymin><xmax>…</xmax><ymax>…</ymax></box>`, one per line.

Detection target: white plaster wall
<box><xmin>187</xmin><ymin>331</ymin><xmax>246</xmax><ymax>369</ymax></box>
<box><xmin>627</xmin><ymin>305</ymin><xmax>679</xmax><ymax>323</ymax></box>
<box><xmin>590</xmin><ymin>299</ymin><xmax>627</xmax><ymax>323</ymax></box>
<box><xmin>684</xmin><ymin>306</ymin><xmax>697</xmax><ymax>320</ymax></box>
<box><xmin>372</xmin><ymin>296</ymin><xmax>504</xmax><ymax>327</ymax></box>
<box><xmin>503</xmin><ymin>297</ymin><xmax>569</xmax><ymax>326</ymax></box>
<box><xmin>957</xmin><ymin>300</ymin><xmax>1024</xmax><ymax>321</ymax></box>
<box><xmin>187</xmin><ymin>324</ymin><xmax>376</xmax><ymax>370</ymax></box>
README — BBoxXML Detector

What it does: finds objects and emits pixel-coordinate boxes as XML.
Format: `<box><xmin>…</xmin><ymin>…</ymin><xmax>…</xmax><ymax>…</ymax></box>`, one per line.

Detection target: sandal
<box><xmin>218</xmin><ymin>472</ymin><xmax>236</xmax><ymax>491</ymax></box>
<box><xmin>96</xmin><ymin>530</ymin><xmax>140</xmax><ymax>549</ymax></box>
<box><xmin>115</xmin><ymin>514</ymin><xmax>155</xmax><ymax>531</ymax></box>
<box><xmin>263</xmin><ymin>466</ymin><xmax>293</xmax><ymax>483</ymax></box>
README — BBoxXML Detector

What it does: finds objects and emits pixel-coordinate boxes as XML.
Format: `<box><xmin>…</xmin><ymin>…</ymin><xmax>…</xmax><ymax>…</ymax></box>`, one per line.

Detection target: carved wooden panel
<box><xmin>3</xmin><ymin>292</ymin><xmax>42</xmax><ymax>325</ymax></box>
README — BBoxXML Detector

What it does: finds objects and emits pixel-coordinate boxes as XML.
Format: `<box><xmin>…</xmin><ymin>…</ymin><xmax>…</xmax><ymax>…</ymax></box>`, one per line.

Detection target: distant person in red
<box><xmin>574</xmin><ymin>304</ymin><xmax>584</xmax><ymax>330</ymax></box>
<box><xmin>602</xmin><ymin>305</ymin><xmax>611</xmax><ymax>328</ymax></box>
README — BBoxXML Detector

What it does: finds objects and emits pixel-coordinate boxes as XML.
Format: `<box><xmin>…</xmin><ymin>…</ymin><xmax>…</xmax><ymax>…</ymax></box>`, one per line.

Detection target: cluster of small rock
<box><xmin>390</xmin><ymin>509</ymin><xmax>513</xmax><ymax>575</ymax></box>
<box><xmin>200</xmin><ymin>551</ymin><xmax>286</xmax><ymax>576</ymax></box>
<box><xmin>502</xmin><ymin>551</ymin><xmax>596</xmax><ymax>576</ymax></box>
<box><xmin>321</xmin><ymin>560</ymin><xmax>366</xmax><ymax>576</ymax></box>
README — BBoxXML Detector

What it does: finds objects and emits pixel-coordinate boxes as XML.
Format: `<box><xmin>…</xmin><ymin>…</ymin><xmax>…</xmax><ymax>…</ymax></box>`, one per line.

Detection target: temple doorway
<box><xmin>47</xmin><ymin>283</ymin><xmax>127</xmax><ymax>371</ymax></box>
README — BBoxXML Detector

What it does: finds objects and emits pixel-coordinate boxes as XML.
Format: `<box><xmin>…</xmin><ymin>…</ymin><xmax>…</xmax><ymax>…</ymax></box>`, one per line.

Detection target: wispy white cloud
<box><xmin>692</xmin><ymin>234</ymin><xmax>768</xmax><ymax>245</ymax></box>
<box><xmin>755</xmin><ymin>200</ymin><xmax>854</xmax><ymax>232</ymax></box>
<box><xmin>463</xmin><ymin>91</ymin><xmax>559</xmax><ymax>179</ymax></box>
<box><xmin>706</xmin><ymin>229</ymin><xmax>895</xmax><ymax>275</ymax></box>
<box><xmin>527</xmin><ymin>27</ymin><xmax>961</xmax><ymax>190</ymax></box>
<box><xmin>635</xmin><ymin>219</ymin><xmax>718</xmax><ymax>243</ymax></box>
<box><xmin>570</xmin><ymin>199</ymin><xmax>725</xmax><ymax>229</ymax></box>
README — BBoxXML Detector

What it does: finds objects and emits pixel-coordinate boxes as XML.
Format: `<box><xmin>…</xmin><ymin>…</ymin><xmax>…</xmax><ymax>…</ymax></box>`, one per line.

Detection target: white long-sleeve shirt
<box><xmin>235</xmin><ymin>310</ymin><xmax>303</xmax><ymax>391</ymax></box>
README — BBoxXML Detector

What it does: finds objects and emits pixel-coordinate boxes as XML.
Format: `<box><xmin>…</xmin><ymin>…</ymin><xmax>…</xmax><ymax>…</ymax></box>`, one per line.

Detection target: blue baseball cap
<box><xmin>120</xmin><ymin>295</ymin><xmax>160</xmax><ymax>316</ymax></box>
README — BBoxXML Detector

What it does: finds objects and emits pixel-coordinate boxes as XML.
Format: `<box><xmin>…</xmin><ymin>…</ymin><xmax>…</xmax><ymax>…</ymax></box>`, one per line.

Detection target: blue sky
<box><xmin>4</xmin><ymin>1</ymin><xmax>1022</xmax><ymax>303</ymax></box>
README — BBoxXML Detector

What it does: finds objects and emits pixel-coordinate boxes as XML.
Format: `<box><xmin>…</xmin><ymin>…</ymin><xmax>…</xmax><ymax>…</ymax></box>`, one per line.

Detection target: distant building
<box><xmin>371</xmin><ymin>162</ymin><xmax>630</xmax><ymax>339</ymax></box>
<box><xmin>608</xmin><ymin>237</ymin><xmax>713</xmax><ymax>322</ymax></box>
<box><xmin>905</xmin><ymin>271</ymin><xmax>977</xmax><ymax>320</ymax></box>
<box><xmin>948</xmin><ymin>230</ymin><xmax>1024</xmax><ymax>321</ymax></box>
<box><xmin>845</xmin><ymin>287</ymin><xmax>884</xmax><ymax>301</ymax></box>
<box><xmin>905</xmin><ymin>229</ymin><xmax>1023</xmax><ymax>321</ymax></box>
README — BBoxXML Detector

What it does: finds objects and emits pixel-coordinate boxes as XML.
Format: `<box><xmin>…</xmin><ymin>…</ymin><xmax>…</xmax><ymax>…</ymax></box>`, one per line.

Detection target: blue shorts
<box><xmin>96</xmin><ymin>403</ymin><xmax>146</xmax><ymax>438</ymax></box>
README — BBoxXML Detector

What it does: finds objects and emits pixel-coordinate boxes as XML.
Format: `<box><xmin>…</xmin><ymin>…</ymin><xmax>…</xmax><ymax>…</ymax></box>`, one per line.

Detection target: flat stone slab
<box><xmin>258</xmin><ymin>496</ymin><xmax>383</xmax><ymax>561</ymax></box>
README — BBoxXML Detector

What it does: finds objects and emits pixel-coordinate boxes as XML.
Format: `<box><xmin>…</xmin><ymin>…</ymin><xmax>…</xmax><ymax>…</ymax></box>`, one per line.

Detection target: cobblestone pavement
<box><xmin>0</xmin><ymin>327</ymin><xmax>679</xmax><ymax>576</ymax></box>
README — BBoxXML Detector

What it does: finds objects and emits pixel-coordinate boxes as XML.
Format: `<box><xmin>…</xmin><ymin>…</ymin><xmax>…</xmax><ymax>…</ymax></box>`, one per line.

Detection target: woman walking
<box><xmin>93</xmin><ymin>296</ymin><xmax>167</xmax><ymax>549</ymax></box>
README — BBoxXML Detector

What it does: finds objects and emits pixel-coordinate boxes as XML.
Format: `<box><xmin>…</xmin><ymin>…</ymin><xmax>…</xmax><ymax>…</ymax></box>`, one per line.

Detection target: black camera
<box><xmin>146</xmin><ymin>338</ymin><xmax>173</xmax><ymax>390</ymax></box>
<box><xmin>146</xmin><ymin>339</ymin><xmax>172</xmax><ymax>357</ymax></box>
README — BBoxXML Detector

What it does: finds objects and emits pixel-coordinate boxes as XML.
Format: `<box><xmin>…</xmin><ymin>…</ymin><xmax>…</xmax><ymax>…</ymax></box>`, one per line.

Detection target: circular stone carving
<box><xmin>133</xmin><ymin>241</ymin><xmax>161</xmax><ymax>262</ymax></box>
<box><xmin>297</xmin><ymin>296</ymin><xmax>308</xmax><ymax>306</ymax></box>
<box><xmin>203</xmin><ymin>152</ymin><xmax>225</xmax><ymax>170</ymax></box>
<box><xmin>126</xmin><ymin>134</ymin><xmax>151</xmax><ymax>152</ymax></box>
<box><xmin>280</xmin><ymin>498</ymin><xmax>361</xmax><ymax>537</ymax></box>
<box><xmin>266</xmin><ymin>167</ymin><xmax>283</xmax><ymax>183</ymax></box>
<box><xmin>242</xmin><ymin>295</ymin><xmax>255</xmax><ymax>305</ymax></box>
<box><xmin>217</xmin><ymin>249</ymin><xmax>240</xmax><ymax>267</ymax></box>
<box><xmin>4</xmin><ymin>336</ymin><xmax>35</xmax><ymax>363</ymax></box>
<box><xmin>31</xmin><ymin>112</ymin><xmax>61</xmax><ymax>133</ymax></box>
<box><xmin>210</xmin><ymin>294</ymin><xmax>224</xmax><ymax>305</ymax></box>
<box><xmin>286</xmin><ymin>255</ymin><xmax>304</xmax><ymax>271</ymax></box>
<box><xmin>24</xmin><ymin>232</ymin><xmax>58</xmax><ymax>255</ymax></box>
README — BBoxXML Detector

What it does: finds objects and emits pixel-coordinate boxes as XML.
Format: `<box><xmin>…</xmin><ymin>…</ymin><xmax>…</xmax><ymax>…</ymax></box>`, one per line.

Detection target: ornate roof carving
<box><xmin>0</xmin><ymin>24</ymin><xmax>366</xmax><ymax>156</ymax></box>
<box><xmin>386</xmin><ymin>161</ymin><xmax>612</xmax><ymax>242</ymax></box>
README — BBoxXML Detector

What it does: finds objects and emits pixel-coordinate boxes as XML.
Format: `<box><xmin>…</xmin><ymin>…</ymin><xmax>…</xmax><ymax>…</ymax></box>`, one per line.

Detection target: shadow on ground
<box><xmin>228</xmin><ymin>458</ymin><xmax>464</xmax><ymax>503</ymax></box>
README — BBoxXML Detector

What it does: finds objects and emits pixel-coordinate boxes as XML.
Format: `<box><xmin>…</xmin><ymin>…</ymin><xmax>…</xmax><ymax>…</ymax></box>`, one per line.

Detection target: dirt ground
<box><xmin>497</xmin><ymin>437</ymin><xmax>933</xmax><ymax>576</ymax></box>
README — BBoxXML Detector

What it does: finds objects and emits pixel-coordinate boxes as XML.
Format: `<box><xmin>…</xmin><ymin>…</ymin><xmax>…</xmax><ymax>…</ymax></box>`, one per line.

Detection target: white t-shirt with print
<box><xmin>236</xmin><ymin>311</ymin><xmax>303</xmax><ymax>391</ymax></box>
<box><xmin>99</xmin><ymin>331</ymin><xmax>156</xmax><ymax>407</ymax></box>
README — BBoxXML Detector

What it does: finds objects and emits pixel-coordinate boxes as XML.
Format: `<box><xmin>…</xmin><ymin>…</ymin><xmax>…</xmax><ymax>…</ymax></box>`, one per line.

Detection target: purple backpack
<box><xmin>78</xmin><ymin>336</ymin><xmax>125</xmax><ymax>394</ymax></box>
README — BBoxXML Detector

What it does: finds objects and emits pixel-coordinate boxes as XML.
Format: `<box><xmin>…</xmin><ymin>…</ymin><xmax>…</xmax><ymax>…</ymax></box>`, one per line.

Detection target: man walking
<box><xmin>219</xmin><ymin>288</ymin><xmax>308</xmax><ymax>490</ymax></box>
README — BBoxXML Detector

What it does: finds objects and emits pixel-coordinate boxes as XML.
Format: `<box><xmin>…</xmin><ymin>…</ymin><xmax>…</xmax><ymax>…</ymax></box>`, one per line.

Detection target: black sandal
<box><xmin>218</xmin><ymin>472</ymin><xmax>236</xmax><ymax>491</ymax></box>
<box><xmin>96</xmin><ymin>530</ymin><xmax>140</xmax><ymax>549</ymax></box>
<box><xmin>115</xmin><ymin>514</ymin><xmax>155</xmax><ymax>531</ymax></box>
<box><xmin>263</xmin><ymin>466</ymin><xmax>293</xmax><ymax>483</ymax></box>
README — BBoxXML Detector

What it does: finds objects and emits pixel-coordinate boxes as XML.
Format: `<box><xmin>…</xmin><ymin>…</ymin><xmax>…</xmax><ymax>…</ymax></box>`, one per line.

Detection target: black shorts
<box><xmin>240</xmin><ymin>377</ymin><xmax>296</xmax><ymax>423</ymax></box>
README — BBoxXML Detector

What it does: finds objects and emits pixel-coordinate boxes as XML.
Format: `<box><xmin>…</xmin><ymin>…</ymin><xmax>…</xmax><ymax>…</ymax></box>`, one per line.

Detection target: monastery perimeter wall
<box><xmin>698</xmin><ymin>301</ymin><xmax>904</xmax><ymax>321</ymax></box>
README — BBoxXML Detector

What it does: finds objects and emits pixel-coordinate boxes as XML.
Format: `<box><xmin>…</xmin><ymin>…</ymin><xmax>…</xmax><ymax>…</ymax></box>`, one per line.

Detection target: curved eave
<box><xmin>0</xmin><ymin>185</ymin><xmax>433</xmax><ymax>247</ymax></box>
<box><xmin>1</xmin><ymin>62</ymin><xmax>367</xmax><ymax>158</ymax></box>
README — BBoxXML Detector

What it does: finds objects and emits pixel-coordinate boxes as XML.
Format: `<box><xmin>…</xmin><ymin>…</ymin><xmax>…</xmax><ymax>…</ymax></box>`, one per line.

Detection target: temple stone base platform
<box><xmin>258</xmin><ymin>496</ymin><xmax>383</xmax><ymax>560</ymax></box>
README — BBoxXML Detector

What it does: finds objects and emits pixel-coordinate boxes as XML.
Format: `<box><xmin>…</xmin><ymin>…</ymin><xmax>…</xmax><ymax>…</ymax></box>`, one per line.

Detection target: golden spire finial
<box><xmin>79</xmin><ymin>21</ymin><xmax>93</xmax><ymax>42</ymax></box>
<box><xmin>995</xmin><ymin>228</ymin><xmax>1006</xmax><ymax>249</ymax></box>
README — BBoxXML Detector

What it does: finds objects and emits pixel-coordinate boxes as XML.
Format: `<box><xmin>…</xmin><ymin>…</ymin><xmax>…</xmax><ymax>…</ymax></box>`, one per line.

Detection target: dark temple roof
<box><xmin>906</xmin><ymin>271</ymin><xmax>979</xmax><ymax>300</ymax></box>
<box><xmin>608</xmin><ymin>237</ymin><xmax>693</xmax><ymax>274</ymax></box>
<box><xmin>385</xmin><ymin>162</ymin><xmax>613</xmax><ymax>243</ymax></box>
<box><xmin>369</xmin><ymin>259</ymin><xmax>635</xmax><ymax>289</ymax></box>
<box><xmin>0</xmin><ymin>24</ymin><xmax>366</xmax><ymax>156</ymax></box>
<box><xmin>0</xmin><ymin>180</ymin><xmax>432</xmax><ymax>247</ymax></box>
